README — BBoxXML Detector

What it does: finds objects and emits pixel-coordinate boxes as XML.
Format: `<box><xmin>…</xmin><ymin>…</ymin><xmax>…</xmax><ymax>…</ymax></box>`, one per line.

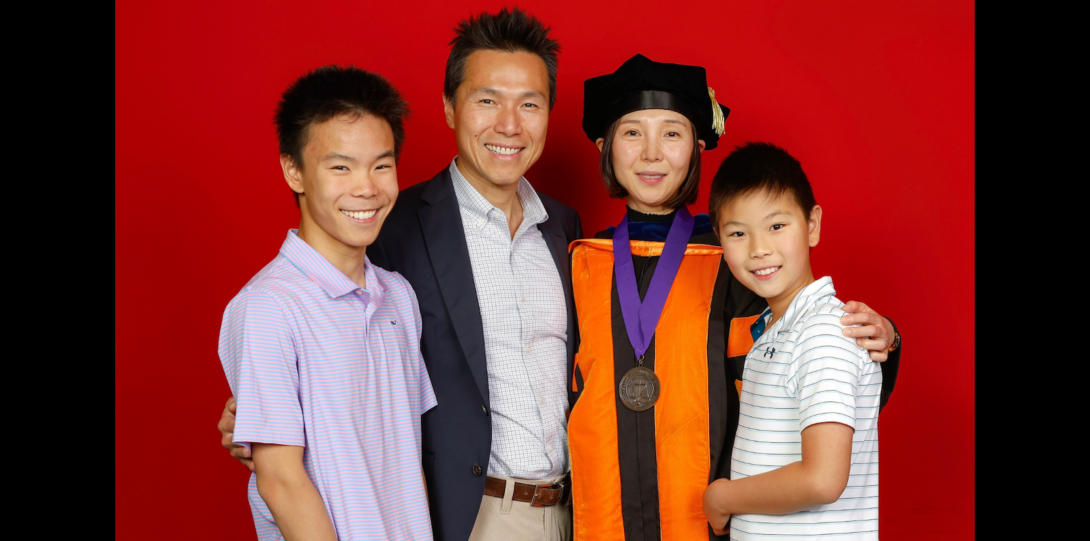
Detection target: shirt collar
<box><xmin>279</xmin><ymin>229</ymin><xmax>383</xmax><ymax>303</ymax></box>
<box><xmin>750</xmin><ymin>306</ymin><xmax>774</xmax><ymax>342</ymax></box>
<box><xmin>448</xmin><ymin>157</ymin><xmax>549</xmax><ymax>230</ymax></box>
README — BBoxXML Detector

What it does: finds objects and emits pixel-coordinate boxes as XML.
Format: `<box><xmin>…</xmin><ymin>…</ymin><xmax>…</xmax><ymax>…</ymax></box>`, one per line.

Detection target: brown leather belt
<box><xmin>484</xmin><ymin>476</ymin><xmax>567</xmax><ymax>507</ymax></box>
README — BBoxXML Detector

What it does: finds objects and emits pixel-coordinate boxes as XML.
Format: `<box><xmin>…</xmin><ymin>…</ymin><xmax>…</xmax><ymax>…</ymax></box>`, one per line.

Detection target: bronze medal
<box><xmin>612</xmin><ymin>208</ymin><xmax>692</xmax><ymax>413</ymax></box>
<box><xmin>619</xmin><ymin>366</ymin><xmax>660</xmax><ymax>411</ymax></box>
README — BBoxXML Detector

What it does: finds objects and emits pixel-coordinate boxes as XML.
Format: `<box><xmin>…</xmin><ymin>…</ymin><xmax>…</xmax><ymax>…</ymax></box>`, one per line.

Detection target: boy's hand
<box><xmin>219</xmin><ymin>397</ymin><xmax>255</xmax><ymax>471</ymax></box>
<box><xmin>702</xmin><ymin>479</ymin><xmax>731</xmax><ymax>536</ymax></box>
<box><xmin>710</xmin><ymin>516</ymin><xmax>730</xmax><ymax>537</ymax></box>
<box><xmin>840</xmin><ymin>301</ymin><xmax>895</xmax><ymax>362</ymax></box>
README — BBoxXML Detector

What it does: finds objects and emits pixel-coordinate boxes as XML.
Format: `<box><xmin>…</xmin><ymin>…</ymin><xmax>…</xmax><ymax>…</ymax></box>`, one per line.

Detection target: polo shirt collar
<box><xmin>448</xmin><ymin>157</ymin><xmax>550</xmax><ymax>230</ymax></box>
<box><xmin>279</xmin><ymin>229</ymin><xmax>383</xmax><ymax>302</ymax></box>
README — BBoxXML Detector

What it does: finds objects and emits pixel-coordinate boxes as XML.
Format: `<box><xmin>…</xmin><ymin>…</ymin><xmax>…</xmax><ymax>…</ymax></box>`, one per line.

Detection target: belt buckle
<box><xmin>530</xmin><ymin>482</ymin><xmax>558</xmax><ymax>507</ymax></box>
<box><xmin>529</xmin><ymin>484</ymin><xmax>545</xmax><ymax>507</ymax></box>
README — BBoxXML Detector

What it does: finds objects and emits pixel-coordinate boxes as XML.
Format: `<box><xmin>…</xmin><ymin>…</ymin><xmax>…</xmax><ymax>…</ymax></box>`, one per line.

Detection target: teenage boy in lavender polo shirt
<box><xmin>218</xmin><ymin>66</ymin><xmax>436</xmax><ymax>540</ymax></box>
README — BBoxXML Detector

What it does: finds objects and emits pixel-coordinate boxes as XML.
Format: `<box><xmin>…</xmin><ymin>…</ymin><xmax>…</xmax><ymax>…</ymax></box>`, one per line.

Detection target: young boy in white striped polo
<box><xmin>702</xmin><ymin>142</ymin><xmax>882</xmax><ymax>540</ymax></box>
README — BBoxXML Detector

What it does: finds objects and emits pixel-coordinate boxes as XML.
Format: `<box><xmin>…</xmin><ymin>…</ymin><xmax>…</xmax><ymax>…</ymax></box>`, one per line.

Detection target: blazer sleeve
<box><xmin>878</xmin><ymin>317</ymin><xmax>902</xmax><ymax>412</ymax></box>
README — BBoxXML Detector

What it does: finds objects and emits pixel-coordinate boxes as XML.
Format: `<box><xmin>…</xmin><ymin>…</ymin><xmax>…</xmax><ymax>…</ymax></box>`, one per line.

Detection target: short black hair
<box><xmin>444</xmin><ymin>7</ymin><xmax>561</xmax><ymax>109</ymax></box>
<box><xmin>599</xmin><ymin>118</ymin><xmax>702</xmax><ymax>208</ymax></box>
<box><xmin>708</xmin><ymin>142</ymin><xmax>817</xmax><ymax>234</ymax></box>
<box><xmin>276</xmin><ymin>64</ymin><xmax>410</xmax><ymax>169</ymax></box>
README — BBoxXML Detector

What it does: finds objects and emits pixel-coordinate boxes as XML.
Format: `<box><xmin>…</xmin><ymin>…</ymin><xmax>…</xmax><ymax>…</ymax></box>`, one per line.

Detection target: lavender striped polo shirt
<box><xmin>219</xmin><ymin>230</ymin><xmax>437</xmax><ymax>540</ymax></box>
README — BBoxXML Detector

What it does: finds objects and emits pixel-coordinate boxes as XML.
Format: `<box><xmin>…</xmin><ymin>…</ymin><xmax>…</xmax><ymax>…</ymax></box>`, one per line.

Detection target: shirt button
<box><xmin>472</xmin><ymin>464</ymin><xmax>483</xmax><ymax>476</ymax></box>
<box><xmin>521</xmin><ymin>295</ymin><xmax>526</xmax><ymax>302</ymax></box>
<box><xmin>526</xmin><ymin>347</ymin><xmax>531</xmax><ymax>353</ymax></box>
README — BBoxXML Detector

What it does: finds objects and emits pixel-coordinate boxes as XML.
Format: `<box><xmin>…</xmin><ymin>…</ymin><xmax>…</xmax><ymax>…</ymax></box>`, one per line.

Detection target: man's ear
<box><xmin>807</xmin><ymin>205</ymin><xmax>823</xmax><ymax>248</ymax></box>
<box><xmin>595</xmin><ymin>137</ymin><xmax>605</xmax><ymax>153</ymax></box>
<box><xmin>697</xmin><ymin>139</ymin><xmax>706</xmax><ymax>152</ymax></box>
<box><xmin>281</xmin><ymin>154</ymin><xmax>305</xmax><ymax>196</ymax></box>
<box><xmin>443</xmin><ymin>94</ymin><xmax>456</xmax><ymax>129</ymax></box>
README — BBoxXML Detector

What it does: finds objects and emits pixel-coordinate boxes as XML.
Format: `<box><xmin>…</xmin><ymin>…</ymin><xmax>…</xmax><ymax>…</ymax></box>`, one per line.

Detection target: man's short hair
<box><xmin>276</xmin><ymin>65</ymin><xmax>410</xmax><ymax>169</ymax></box>
<box><xmin>708</xmin><ymin>142</ymin><xmax>817</xmax><ymax>234</ymax></box>
<box><xmin>444</xmin><ymin>7</ymin><xmax>561</xmax><ymax>109</ymax></box>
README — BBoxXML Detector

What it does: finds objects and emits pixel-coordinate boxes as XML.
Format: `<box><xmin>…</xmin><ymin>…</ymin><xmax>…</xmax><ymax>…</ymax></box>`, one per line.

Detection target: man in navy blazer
<box><xmin>220</xmin><ymin>7</ymin><xmax>580</xmax><ymax>541</ymax></box>
<box><xmin>361</xmin><ymin>9</ymin><xmax>581</xmax><ymax>539</ymax></box>
<box><xmin>366</xmin><ymin>164</ymin><xmax>580</xmax><ymax>540</ymax></box>
<box><xmin>372</xmin><ymin>11</ymin><xmax>579</xmax><ymax>539</ymax></box>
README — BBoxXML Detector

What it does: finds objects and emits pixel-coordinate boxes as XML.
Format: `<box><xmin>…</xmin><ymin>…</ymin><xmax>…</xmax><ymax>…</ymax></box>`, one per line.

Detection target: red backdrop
<box><xmin>115</xmin><ymin>0</ymin><xmax>974</xmax><ymax>538</ymax></box>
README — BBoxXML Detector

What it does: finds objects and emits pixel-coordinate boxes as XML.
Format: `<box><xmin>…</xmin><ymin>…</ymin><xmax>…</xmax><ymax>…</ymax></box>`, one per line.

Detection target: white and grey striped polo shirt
<box><xmin>731</xmin><ymin>277</ymin><xmax>882</xmax><ymax>540</ymax></box>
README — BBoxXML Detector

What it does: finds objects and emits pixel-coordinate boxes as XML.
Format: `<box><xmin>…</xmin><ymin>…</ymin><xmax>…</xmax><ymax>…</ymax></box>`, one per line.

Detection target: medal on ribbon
<box><xmin>612</xmin><ymin>207</ymin><xmax>694</xmax><ymax>412</ymax></box>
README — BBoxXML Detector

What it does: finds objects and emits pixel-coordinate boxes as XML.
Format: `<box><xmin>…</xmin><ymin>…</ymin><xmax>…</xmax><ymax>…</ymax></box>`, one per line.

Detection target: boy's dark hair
<box><xmin>275</xmin><ymin>65</ymin><xmax>410</xmax><ymax>204</ymax></box>
<box><xmin>708</xmin><ymin>142</ymin><xmax>817</xmax><ymax>233</ymax></box>
<box><xmin>599</xmin><ymin>118</ymin><xmax>702</xmax><ymax>208</ymax></box>
<box><xmin>444</xmin><ymin>7</ymin><xmax>561</xmax><ymax>109</ymax></box>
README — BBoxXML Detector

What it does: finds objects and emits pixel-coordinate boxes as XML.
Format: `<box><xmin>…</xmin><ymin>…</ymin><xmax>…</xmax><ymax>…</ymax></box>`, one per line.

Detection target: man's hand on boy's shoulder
<box><xmin>840</xmin><ymin>301</ymin><xmax>895</xmax><ymax>362</ymax></box>
<box><xmin>219</xmin><ymin>397</ymin><xmax>255</xmax><ymax>471</ymax></box>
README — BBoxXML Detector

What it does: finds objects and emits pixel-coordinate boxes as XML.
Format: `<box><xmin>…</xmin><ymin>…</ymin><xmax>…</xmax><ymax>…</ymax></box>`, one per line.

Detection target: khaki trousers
<box><xmin>468</xmin><ymin>474</ymin><xmax>572</xmax><ymax>541</ymax></box>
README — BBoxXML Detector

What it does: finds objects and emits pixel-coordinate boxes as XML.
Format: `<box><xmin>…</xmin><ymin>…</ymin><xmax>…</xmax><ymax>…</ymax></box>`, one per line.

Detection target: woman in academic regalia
<box><xmin>565</xmin><ymin>54</ymin><xmax>902</xmax><ymax>541</ymax></box>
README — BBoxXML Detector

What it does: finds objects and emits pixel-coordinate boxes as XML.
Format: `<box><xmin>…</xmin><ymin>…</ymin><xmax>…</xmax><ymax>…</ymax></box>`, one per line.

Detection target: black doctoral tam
<box><xmin>582</xmin><ymin>53</ymin><xmax>730</xmax><ymax>149</ymax></box>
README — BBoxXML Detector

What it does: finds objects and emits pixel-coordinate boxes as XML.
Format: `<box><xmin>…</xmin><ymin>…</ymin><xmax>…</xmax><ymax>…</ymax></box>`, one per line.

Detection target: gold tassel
<box><xmin>708</xmin><ymin>87</ymin><xmax>725</xmax><ymax>136</ymax></box>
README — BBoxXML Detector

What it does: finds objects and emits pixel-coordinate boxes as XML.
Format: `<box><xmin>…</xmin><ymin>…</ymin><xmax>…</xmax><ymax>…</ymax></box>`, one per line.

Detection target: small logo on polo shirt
<box><xmin>390</xmin><ymin>320</ymin><xmax>397</xmax><ymax>325</ymax></box>
<box><xmin>763</xmin><ymin>347</ymin><xmax>776</xmax><ymax>358</ymax></box>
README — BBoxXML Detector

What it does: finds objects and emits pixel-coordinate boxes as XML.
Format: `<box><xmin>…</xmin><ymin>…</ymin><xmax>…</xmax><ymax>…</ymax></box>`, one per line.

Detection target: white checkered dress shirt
<box><xmin>449</xmin><ymin>159</ymin><xmax>570</xmax><ymax>480</ymax></box>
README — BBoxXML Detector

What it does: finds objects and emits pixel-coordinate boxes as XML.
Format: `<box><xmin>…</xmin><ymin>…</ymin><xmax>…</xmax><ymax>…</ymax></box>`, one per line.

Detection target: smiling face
<box><xmin>444</xmin><ymin>49</ymin><xmax>550</xmax><ymax>193</ymax></box>
<box><xmin>282</xmin><ymin>113</ymin><xmax>399</xmax><ymax>259</ymax></box>
<box><xmin>596</xmin><ymin>109</ymin><xmax>705</xmax><ymax>214</ymax></box>
<box><xmin>717</xmin><ymin>188</ymin><xmax>822</xmax><ymax>316</ymax></box>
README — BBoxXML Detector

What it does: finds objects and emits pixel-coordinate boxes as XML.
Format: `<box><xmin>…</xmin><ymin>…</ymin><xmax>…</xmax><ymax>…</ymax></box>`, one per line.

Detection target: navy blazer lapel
<box><xmin>418</xmin><ymin>170</ymin><xmax>490</xmax><ymax>405</ymax></box>
<box><xmin>537</xmin><ymin>207</ymin><xmax>578</xmax><ymax>366</ymax></box>
<box><xmin>538</xmin><ymin>215</ymin><xmax>572</xmax><ymax>316</ymax></box>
